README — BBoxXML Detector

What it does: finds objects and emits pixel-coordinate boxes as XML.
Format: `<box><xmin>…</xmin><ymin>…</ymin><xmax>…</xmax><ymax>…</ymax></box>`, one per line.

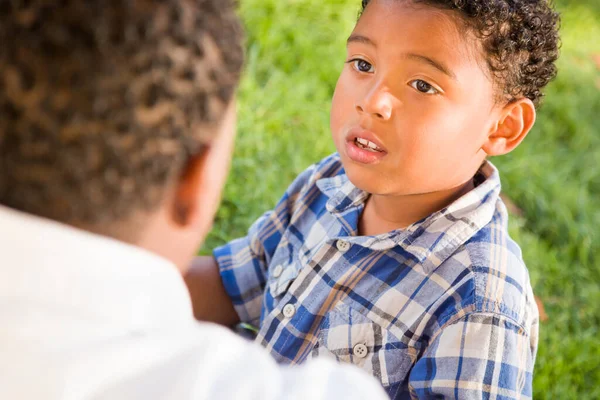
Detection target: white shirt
<box><xmin>0</xmin><ymin>205</ymin><xmax>387</xmax><ymax>400</ymax></box>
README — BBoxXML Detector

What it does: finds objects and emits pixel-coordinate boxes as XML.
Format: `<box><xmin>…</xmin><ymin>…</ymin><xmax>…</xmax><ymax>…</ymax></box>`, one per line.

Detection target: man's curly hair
<box><xmin>361</xmin><ymin>0</ymin><xmax>560</xmax><ymax>107</ymax></box>
<box><xmin>0</xmin><ymin>0</ymin><xmax>244</xmax><ymax>231</ymax></box>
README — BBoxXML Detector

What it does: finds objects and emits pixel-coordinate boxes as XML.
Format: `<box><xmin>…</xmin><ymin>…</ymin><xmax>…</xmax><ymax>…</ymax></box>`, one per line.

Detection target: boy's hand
<box><xmin>184</xmin><ymin>256</ymin><xmax>240</xmax><ymax>326</ymax></box>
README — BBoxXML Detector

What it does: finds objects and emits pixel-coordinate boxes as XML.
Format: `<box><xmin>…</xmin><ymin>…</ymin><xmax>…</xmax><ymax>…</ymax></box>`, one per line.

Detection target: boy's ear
<box><xmin>482</xmin><ymin>98</ymin><xmax>536</xmax><ymax>156</ymax></box>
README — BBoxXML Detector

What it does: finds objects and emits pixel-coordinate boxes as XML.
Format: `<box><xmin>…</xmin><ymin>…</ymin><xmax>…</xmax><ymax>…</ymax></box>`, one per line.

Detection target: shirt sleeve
<box><xmin>408</xmin><ymin>312</ymin><xmax>537</xmax><ymax>399</ymax></box>
<box><xmin>213</xmin><ymin>165</ymin><xmax>317</xmax><ymax>325</ymax></box>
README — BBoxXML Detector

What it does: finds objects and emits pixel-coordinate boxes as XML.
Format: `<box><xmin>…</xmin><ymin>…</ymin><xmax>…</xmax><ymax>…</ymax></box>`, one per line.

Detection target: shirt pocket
<box><xmin>311</xmin><ymin>302</ymin><xmax>414</xmax><ymax>390</ymax></box>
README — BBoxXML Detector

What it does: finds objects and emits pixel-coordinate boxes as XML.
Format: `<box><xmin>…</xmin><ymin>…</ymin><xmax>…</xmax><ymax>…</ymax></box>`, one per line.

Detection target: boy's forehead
<box><xmin>351</xmin><ymin>0</ymin><xmax>482</xmax><ymax>69</ymax></box>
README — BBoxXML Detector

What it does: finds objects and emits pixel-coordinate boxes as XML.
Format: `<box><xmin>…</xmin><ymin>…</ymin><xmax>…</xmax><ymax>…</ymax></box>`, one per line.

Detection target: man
<box><xmin>0</xmin><ymin>1</ymin><xmax>387</xmax><ymax>398</ymax></box>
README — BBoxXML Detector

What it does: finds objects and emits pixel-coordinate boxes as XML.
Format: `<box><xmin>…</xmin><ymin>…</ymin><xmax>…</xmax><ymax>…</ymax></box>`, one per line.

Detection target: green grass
<box><xmin>204</xmin><ymin>1</ymin><xmax>600</xmax><ymax>398</ymax></box>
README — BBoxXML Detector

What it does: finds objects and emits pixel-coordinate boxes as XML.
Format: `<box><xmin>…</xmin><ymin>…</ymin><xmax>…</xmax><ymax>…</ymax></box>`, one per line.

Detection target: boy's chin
<box><xmin>343</xmin><ymin>162</ymin><xmax>426</xmax><ymax>197</ymax></box>
<box><xmin>343</xmin><ymin>164</ymin><xmax>393</xmax><ymax>195</ymax></box>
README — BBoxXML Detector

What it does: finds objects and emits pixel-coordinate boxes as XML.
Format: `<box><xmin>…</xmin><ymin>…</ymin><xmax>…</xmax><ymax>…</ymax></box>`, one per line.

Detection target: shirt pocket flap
<box><xmin>268</xmin><ymin>247</ymin><xmax>301</xmax><ymax>298</ymax></box>
<box><xmin>269</xmin><ymin>266</ymin><xmax>300</xmax><ymax>297</ymax></box>
<box><xmin>315</xmin><ymin>302</ymin><xmax>414</xmax><ymax>389</ymax></box>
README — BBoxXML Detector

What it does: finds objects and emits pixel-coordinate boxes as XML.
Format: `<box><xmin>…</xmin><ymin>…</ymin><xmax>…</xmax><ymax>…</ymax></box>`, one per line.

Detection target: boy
<box><xmin>0</xmin><ymin>1</ymin><xmax>388</xmax><ymax>399</ymax></box>
<box><xmin>187</xmin><ymin>0</ymin><xmax>560</xmax><ymax>398</ymax></box>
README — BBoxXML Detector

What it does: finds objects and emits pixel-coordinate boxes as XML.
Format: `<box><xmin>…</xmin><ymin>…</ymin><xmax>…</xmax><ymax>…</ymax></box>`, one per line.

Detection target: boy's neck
<box><xmin>358</xmin><ymin>179</ymin><xmax>475</xmax><ymax>237</ymax></box>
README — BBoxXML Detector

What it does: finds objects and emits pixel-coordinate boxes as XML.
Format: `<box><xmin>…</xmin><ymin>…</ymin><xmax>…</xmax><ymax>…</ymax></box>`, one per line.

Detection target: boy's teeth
<box><xmin>355</xmin><ymin>137</ymin><xmax>381</xmax><ymax>152</ymax></box>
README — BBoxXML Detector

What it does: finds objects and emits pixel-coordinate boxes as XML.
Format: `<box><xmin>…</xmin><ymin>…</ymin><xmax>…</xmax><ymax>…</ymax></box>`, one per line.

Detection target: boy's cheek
<box><xmin>330</xmin><ymin>94</ymin><xmax>348</xmax><ymax>137</ymax></box>
<box><xmin>331</xmin><ymin>73</ymin><xmax>359</xmax><ymax>113</ymax></box>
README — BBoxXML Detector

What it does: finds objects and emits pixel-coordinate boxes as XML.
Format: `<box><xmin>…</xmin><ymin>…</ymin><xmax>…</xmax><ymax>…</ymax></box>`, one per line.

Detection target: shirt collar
<box><xmin>316</xmin><ymin>174</ymin><xmax>368</xmax><ymax>214</ymax></box>
<box><xmin>0</xmin><ymin>205</ymin><xmax>194</xmax><ymax>332</ymax></box>
<box><xmin>316</xmin><ymin>161</ymin><xmax>502</xmax><ymax>270</ymax></box>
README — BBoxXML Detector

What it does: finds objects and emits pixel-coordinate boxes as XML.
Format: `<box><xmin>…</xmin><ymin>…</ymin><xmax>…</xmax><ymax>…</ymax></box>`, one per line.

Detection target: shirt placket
<box><xmin>257</xmin><ymin>202</ymin><xmax>371</xmax><ymax>364</ymax></box>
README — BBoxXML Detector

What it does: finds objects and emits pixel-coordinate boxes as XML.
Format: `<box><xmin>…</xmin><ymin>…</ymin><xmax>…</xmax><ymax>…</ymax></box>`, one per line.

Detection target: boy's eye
<box><xmin>409</xmin><ymin>79</ymin><xmax>439</xmax><ymax>95</ymax></box>
<box><xmin>349</xmin><ymin>59</ymin><xmax>374</xmax><ymax>73</ymax></box>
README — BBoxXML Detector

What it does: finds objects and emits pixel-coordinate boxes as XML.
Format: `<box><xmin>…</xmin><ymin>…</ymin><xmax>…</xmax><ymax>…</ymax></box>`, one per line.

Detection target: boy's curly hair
<box><xmin>0</xmin><ymin>0</ymin><xmax>244</xmax><ymax>231</ymax></box>
<box><xmin>361</xmin><ymin>0</ymin><xmax>560</xmax><ymax>107</ymax></box>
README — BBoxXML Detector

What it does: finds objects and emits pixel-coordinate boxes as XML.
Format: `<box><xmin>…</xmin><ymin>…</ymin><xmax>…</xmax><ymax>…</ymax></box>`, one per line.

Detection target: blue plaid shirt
<box><xmin>215</xmin><ymin>153</ymin><xmax>539</xmax><ymax>399</ymax></box>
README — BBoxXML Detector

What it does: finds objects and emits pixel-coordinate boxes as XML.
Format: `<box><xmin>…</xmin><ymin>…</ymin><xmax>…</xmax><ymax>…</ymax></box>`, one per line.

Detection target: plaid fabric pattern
<box><xmin>215</xmin><ymin>153</ymin><xmax>539</xmax><ymax>399</ymax></box>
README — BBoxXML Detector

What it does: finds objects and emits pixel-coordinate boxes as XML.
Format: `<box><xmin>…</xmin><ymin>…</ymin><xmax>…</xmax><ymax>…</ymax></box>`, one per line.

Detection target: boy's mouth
<box><xmin>345</xmin><ymin>128</ymin><xmax>388</xmax><ymax>164</ymax></box>
<box><xmin>354</xmin><ymin>137</ymin><xmax>384</xmax><ymax>152</ymax></box>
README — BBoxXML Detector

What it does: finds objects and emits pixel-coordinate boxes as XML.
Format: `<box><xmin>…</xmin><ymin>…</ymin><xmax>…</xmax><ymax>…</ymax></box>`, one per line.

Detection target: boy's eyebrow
<box><xmin>403</xmin><ymin>53</ymin><xmax>457</xmax><ymax>80</ymax></box>
<box><xmin>346</xmin><ymin>34</ymin><xmax>376</xmax><ymax>47</ymax></box>
<box><xmin>347</xmin><ymin>35</ymin><xmax>457</xmax><ymax>80</ymax></box>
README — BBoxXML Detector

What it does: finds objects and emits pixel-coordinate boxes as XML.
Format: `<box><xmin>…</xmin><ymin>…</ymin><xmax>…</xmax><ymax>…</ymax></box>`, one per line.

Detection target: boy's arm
<box><xmin>408</xmin><ymin>312</ymin><xmax>537</xmax><ymax>399</ymax></box>
<box><xmin>184</xmin><ymin>256</ymin><xmax>240</xmax><ymax>326</ymax></box>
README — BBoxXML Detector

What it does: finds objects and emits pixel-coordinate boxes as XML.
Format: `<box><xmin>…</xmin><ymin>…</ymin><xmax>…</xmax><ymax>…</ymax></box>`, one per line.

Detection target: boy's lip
<box><xmin>344</xmin><ymin>127</ymin><xmax>388</xmax><ymax>164</ymax></box>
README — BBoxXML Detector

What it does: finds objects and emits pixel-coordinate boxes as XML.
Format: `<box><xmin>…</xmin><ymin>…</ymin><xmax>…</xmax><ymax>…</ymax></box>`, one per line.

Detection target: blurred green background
<box><xmin>204</xmin><ymin>0</ymin><xmax>600</xmax><ymax>397</ymax></box>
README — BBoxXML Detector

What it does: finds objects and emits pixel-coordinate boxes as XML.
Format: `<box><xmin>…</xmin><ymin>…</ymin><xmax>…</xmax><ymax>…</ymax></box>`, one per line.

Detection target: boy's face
<box><xmin>331</xmin><ymin>0</ymin><xmax>500</xmax><ymax>196</ymax></box>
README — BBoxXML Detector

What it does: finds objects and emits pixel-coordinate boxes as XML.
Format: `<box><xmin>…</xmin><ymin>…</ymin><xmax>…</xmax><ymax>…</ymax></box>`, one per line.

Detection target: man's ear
<box><xmin>482</xmin><ymin>98</ymin><xmax>536</xmax><ymax>156</ymax></box>
<box><xmin>171</xmin><ymin>149</ymin><xmax>210</xmax><ymax>227</ymax></box>
<box><xmin>168</xmin><ymin>99</ymin><xmax>236</xmax><ymax>235</ymax></box>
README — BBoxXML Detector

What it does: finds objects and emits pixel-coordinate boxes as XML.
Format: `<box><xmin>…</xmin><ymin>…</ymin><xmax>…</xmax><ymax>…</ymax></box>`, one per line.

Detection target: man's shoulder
<box><xmin>148</xmin><ymin>321</ymin><xmax>388</xmax><ymax>400</ymax></box>
<box><xmin>34</xmin><ymin>320</ymin><xmax>387</xmax><ymax>400</ymax></box>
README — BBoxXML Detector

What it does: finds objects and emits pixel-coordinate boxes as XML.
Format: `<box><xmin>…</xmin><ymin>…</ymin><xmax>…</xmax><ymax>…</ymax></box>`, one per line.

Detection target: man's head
<box><xmin>330</xmin><ymin>0</ymin><xmax>559</xmax><ymax>197</ymax></box>
<box><xmin>0</xmin><ymin>0</ymin><xmax>244</xmax><ymax>270</ymax></box>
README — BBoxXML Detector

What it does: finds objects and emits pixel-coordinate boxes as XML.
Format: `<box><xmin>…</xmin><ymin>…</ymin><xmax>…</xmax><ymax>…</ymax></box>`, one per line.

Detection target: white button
<box><xmin>336</xmin><ymin>240</ymin><xmax>351</xmax><ymax>253</ymax></box>
<box><xmin>353</xmin><ymin>343</ymin><xmax>368</xmax><ymax>358</ymax></box>
<box><xmin>282</xmin><ymin>303</ymin><xmax>296</xmax><ymax>318</ymax></box>
<box><xmin>272</xmin><ymin>264</ymin><xmax>284</xmax><ymax>278</ymax></box>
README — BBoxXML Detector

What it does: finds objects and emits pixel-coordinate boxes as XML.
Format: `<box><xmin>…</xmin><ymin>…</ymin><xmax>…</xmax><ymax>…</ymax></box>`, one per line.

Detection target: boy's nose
<box><xmin>355</xmin><ymin>86</ymin><xmax>393</xmax><ymax>121</ymax></box>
